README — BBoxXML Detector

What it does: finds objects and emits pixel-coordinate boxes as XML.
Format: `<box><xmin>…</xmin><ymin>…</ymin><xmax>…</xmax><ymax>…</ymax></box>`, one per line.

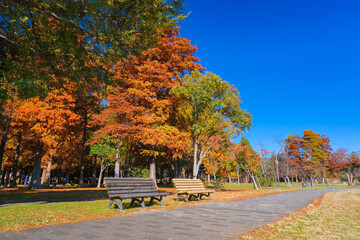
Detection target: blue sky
<box><xmin>179</xmin><ymin>0</ymin><xmax>360</xmax><ymax>153</ymax></box>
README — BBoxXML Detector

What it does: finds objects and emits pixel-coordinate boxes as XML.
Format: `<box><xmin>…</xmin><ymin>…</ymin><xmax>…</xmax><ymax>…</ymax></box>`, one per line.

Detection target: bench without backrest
<box><xmin>104</xmin><ymin>177</ymin><xmax>170</xmax><ymax>211</ymax></box>
<box><xmin>172</xmin><ymin>178</ymin><xmax>214</xmax><ymax>202</ymax></box>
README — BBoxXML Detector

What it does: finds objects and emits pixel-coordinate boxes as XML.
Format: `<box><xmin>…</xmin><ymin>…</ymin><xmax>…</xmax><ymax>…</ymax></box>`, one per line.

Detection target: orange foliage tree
<box><xmin>232</xmin><ymin>142</ymin><xmax>262</xmax><ymax>190</ymax></box>
<box><xmin>284</xmin><ymin>130</ymin><xmax>332</xmax><ymax>186</ymax></box>
<box><xmin>91</xmin><ymin>28</ymin><xmax>203</xmax><ymax>181</ymax></box>
<box><xmin>10</xmin><ymin>89</ymin><xmax>79</xmax><ymax>188</ymax></box>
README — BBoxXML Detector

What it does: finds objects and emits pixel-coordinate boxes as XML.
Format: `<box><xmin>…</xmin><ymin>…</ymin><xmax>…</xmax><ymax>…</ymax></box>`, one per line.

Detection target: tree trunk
<box><xmin>114</xmin><ymin>138</ymin><xmax>120</xmax><ymax>178</ymax></box>
<box><xmin>149</xmin><ymin>158</ymin><xmax>157</xmax><ymax>186</ymax></box>
<box><xmin>91</xmin><ymin>155</ymin><xmax>97</xmax><ymax>185</ymax></box>
<box><xmin>193</xmin><ymin>141</ymin><xmax>198</xmax><ymax>178</ymax></box>
<box><xmin>255</xmin><ymin>175</ymin><xmax>262</xmax><ymax>190</ymax></box>
<box><xmin>207</xmin><ymin>174</ymin><xmax>210</xmax><ymax>184</ymax></box>
<box><xmin>9</xmin><ymin>132</ymin><xmax>22</xmax><ymax>187</ymax></box>
<box><xmin>275</xmin><ymin>157</ymin><xmax>280</xmax><ymax>187</ymax></box>
<box><xmin>0</xmin><ymin>123</ymin><xmax>10</xmax><ymax>171</ymax></box>
<box><xmin>174</xmin><ymin>162</ymin><xmax>178</xmax><ymax>178</ymax></box>
<box><xmin>97</xmin><ymin>159</ymin><xmax>106</xmax><ymax>188</ymax></box>
<box><xmin>160</xmin><ymin>165</ymin><xmax>164</xmax><ymax>184</ymax></box>
<box><xmin>56</xmin><ymin>168</ymin><xmax>61</xmax><ymax>185</ymax></box>
<box><xmin>4</xmin><ymin>170</ymin><xmax>9</xmax><ymax>185</ymax></box>
<box><xmin>250</xmin><ymin>174</ymin><xmax>259</xmax><ymax>190</ymax></box>
<box><xmin>29</xmin><ymin>153</ymin><xmax>42</xmax><ymax>189</ymax></box>
<box><xmin>227</xmin><ymin>172</ymin><xmax>232</xmax><ymax>183</ymax></box>
<box><xmin>1</xmin><ymin>170</ymin><xmax>5</xmax><ymax>185</ymax></box>
<box><xmin>41</xmin><ymin>167</ymin><xmax>47</xmax><ymax>185</ymax></box>
<box><xmin>0</xmin><ymin>107</ymin><xmax>12</xmax><ymax>171</ymax></box>
<box><xmin>42</xmin><ymin>154</ymin><xmax>53</xmax><ymax>188</ymax></box>
<box><xmin>210</xmin><ymin>157</ymin><xmax>217</xmax><ymax>180</ymax></box>
<box><xmin>345</xmin><ymin>172</ymin><xmax>353</xmax><ymax>186</ymax></box>
<box><xmin>193</xmin><ymin>143</ymin><xmax>209</xmax><ymax>179</ymax></box>
<box><xmin>244</xmin><ymin>173</ymin><xmax>249</xmax><ymax>183</ymax></box>
<box><xmin>309</xmin><ymin>176</ymin><xmax>315</xmax><ymax>187</ymax></box>
<box><xmin>275</xmin><ymin>146</ymin><xmax>283</xmax><ymax>188</ymax></box>
<box><xmin>236</xmin><ymin>167</ymin><xmax>240</xmax><ymax>184</ymax></box>
<box><xmin>79</xmin><ymin>106</ymin><xmax>88</xmax><ymax>185</ymax></box>
<box><xmin>286</xmin><ymin>177</ymin><xmax>292</xmax><ymax>188</ymax></box>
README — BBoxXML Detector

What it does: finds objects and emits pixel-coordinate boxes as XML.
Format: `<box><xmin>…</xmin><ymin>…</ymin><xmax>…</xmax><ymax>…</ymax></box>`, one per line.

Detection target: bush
<box><xmin>130</xmin><ymin>167</ymin><xmax>150</xmax><ymax>178</ymax></box>
<box><xmin>258</xmin><ymin>176</ymin><xmax>276</xmax><ymax>187</ymax></box>
<box><xmin>212</xmin><ymin>178</ymin><xmax>224</xmax><ymax>189</ymax></box>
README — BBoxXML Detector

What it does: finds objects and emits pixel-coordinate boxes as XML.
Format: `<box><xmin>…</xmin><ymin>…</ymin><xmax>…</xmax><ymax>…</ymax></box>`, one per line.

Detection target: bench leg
<box><xmin>208</xmin><ymin>193</ymin><xmax>212</xmax><ymax>201</ymax></box>
<box><xmin>185</xmin><ymin>194</ymin><xmax>189</xmax><ymax>203</ymax></box>
<box><xmin>108</xmin><ymin>199</ymin><xmax>114</xmax><ymax>209</ymax></box>
<box><xmin>141</xmin><ymin>198</ymin><xmax>145</xmax><ymax>209</ymax></box>
<box><xmin>160</xmin><ymin>196</ymin><xmax>164</xmax><ymax>207</ymax></box>
<box><xmin>118</xmin><ymin>199</ymin><xmax>124</xmax><ymax>211</ymax></box>
<box><xmin>109</xmin><ymin>199</ymin><xmax>124</xmax><ymax>212</ymax></box>
<box><xmin>198</xmin><ymin>193</ymin><xmax>202</xmax><ymax>202</ymax></box>
<box><xmin>149</xmin><ymin>196</ymin><xmax>164</xmax><ymax>207</ymax></box>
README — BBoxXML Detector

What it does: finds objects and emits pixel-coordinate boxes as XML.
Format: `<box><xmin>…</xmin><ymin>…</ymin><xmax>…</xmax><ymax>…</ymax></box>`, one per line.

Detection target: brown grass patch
<box><xmin>240</xmin><ymin>189</ymin><xmax>360</xmax><ymax>239</ymax></box>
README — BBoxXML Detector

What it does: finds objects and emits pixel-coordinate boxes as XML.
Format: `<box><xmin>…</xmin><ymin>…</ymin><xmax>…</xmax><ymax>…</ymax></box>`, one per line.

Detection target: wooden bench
<box><xmin>172</xmin><ymin>178</ymin><xmax>214</xmax><ymax>202</ymax></box>
<box><xmin>104</xmin><ymin>177</ymin><xmax>170</xmax><ymax>211</ymax></box>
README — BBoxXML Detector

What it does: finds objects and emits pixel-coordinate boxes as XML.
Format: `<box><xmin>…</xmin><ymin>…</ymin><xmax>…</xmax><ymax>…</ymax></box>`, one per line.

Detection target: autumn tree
<box><xmin>91</xmin><ymin>28</ymin><xmax>202</xmax><ymax>181</ymax></box>
<box><xmin>298</xmin><ymin>130</ymin><xmax>331</xmax><ymax>186</ymax></box>
<box><xmin>172</xmin><ymin>71</ymin><xmax>252</xmax><ymax>179</ymax></box>
<box><xmin>0</xmin><ymin>0</ymin><xmax>185</xmax><ymax>108</ymax></box>
<box><xmin>282</xmin><ymin>135</ymin><xmax>302</xmax><ymax>187</ymax></box>
<box><xmin>0</xmin><ymin>98</ymin><xmax>14</xmax><ymax>170</ymax></box>
<box><xmin>233</xmin><ymin>140</ymin><xmax>262</xmax><ymax>190</ymax></box>
<box><xmin>329</xmin><ymin>149</ymin><xmax>360</xmax><ymax>186</ymax></box>
<box><xmin>9</xmin><ymin>89</ymin><xmax>79</xmax><ymax>188</ymax></box>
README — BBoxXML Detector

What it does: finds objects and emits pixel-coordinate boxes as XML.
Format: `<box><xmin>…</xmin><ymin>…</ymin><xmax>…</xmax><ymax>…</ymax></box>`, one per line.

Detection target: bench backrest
<box><xmin>104</xmin><ymin>177</ymin><xmax>158</xmax><ymax>198</ymax></box>
<box><xmin>172</xmin><ymin>179</ymin><xmax>206</xmax><ymax>193</ymax></box>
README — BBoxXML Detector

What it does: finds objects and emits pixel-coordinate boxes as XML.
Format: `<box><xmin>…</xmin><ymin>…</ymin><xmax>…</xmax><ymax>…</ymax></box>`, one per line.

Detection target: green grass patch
<box><xmin>0</xmin><ymin>196</ymin><xmax>191</xmax><ymax>232</ymax></box>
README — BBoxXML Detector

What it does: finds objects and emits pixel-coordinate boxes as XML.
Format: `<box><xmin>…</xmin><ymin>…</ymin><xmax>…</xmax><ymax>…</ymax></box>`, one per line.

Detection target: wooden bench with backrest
<box><xmin>172</xmin><ymin>178</ymin><xmax>214</xmax><ymax>202</ymax></box>
<box><xmin>104</xmin><ymin>177</ymin><xmax>170</xmax><ymax>211</ymax></box>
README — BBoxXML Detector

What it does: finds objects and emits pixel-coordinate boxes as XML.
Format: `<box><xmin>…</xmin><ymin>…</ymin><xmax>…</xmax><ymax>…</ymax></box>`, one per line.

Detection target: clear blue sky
<box><xmin>179</xmin><ymin>0</ymin><xmax>360</xmax><ymax>153</ymax></box>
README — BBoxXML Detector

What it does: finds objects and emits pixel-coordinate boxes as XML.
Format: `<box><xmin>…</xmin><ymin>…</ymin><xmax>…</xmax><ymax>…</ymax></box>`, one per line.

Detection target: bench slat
<box><xmin>104</xmin><ymin>177</ymin><xmax>152</xmax><ymax>181</ymax></box>
<box><xmin>107</xmin><ymin>186</ymin><xmax>156</xmax><ymax>190</ymax></box>
<box><xmin>108</xmin><ymin>189</ymin><xmax>158</xmax><ymax>194</ymax></box>
<box><xmin>106</xmin><ymin>183</ymin><xmax>155</xmax><ymax>187</ymax></box>
<box><xmin>110</xmin><ymin>192</ymin><xmax>170</xmax><ymax>199</ymax></box>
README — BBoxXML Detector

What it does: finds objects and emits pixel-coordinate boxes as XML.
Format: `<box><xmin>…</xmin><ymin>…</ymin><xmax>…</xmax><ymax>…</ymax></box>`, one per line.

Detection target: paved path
<box><xmin>1</xmin><ymin>188</ymin><xmax>357</xmax><ymax>240</ymax></box>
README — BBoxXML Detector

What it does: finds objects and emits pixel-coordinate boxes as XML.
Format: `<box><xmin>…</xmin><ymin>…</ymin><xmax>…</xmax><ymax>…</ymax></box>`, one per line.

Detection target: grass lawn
<box><xmin>241</xmin><ymin>189</ymin><xmax>360</xmax><ymax>239</ymax></box>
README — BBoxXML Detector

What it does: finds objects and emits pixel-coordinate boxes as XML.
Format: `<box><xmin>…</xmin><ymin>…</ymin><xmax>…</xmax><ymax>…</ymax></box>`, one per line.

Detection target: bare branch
<box><xmin>0</xmin><ymin>33</ymin><xmax>37</xmax><ymax>54</ymax></box>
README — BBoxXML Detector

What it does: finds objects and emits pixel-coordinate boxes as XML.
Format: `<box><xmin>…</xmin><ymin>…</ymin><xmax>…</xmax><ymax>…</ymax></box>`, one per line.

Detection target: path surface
<box><xmin>1</xmin><ymin>188</ymin><xmax>356</xmax><ymax>240</ymax></box>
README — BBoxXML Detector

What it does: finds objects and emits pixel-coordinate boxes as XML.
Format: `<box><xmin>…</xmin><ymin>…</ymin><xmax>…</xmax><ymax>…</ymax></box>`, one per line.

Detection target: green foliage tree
<box><xmin>172</xmin><ymin>71</ymin><xmax>252</xmax><ymax>178</ymax></box>
<box><xmin>89</xmin><ymin>137</ymin><xmax>115</xmax><ymax>188</ymax></box>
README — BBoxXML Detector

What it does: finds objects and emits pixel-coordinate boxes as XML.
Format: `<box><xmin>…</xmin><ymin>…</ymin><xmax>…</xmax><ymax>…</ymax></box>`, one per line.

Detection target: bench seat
<box><xmin>173</xmin><ymin>179</ymin><xmax>214</xmax><ymax>202</ymax></box>
<box><xmin>104</xmin><ymin>177</ymin><xmax>170</xmax><ymax>211</ymax></box>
